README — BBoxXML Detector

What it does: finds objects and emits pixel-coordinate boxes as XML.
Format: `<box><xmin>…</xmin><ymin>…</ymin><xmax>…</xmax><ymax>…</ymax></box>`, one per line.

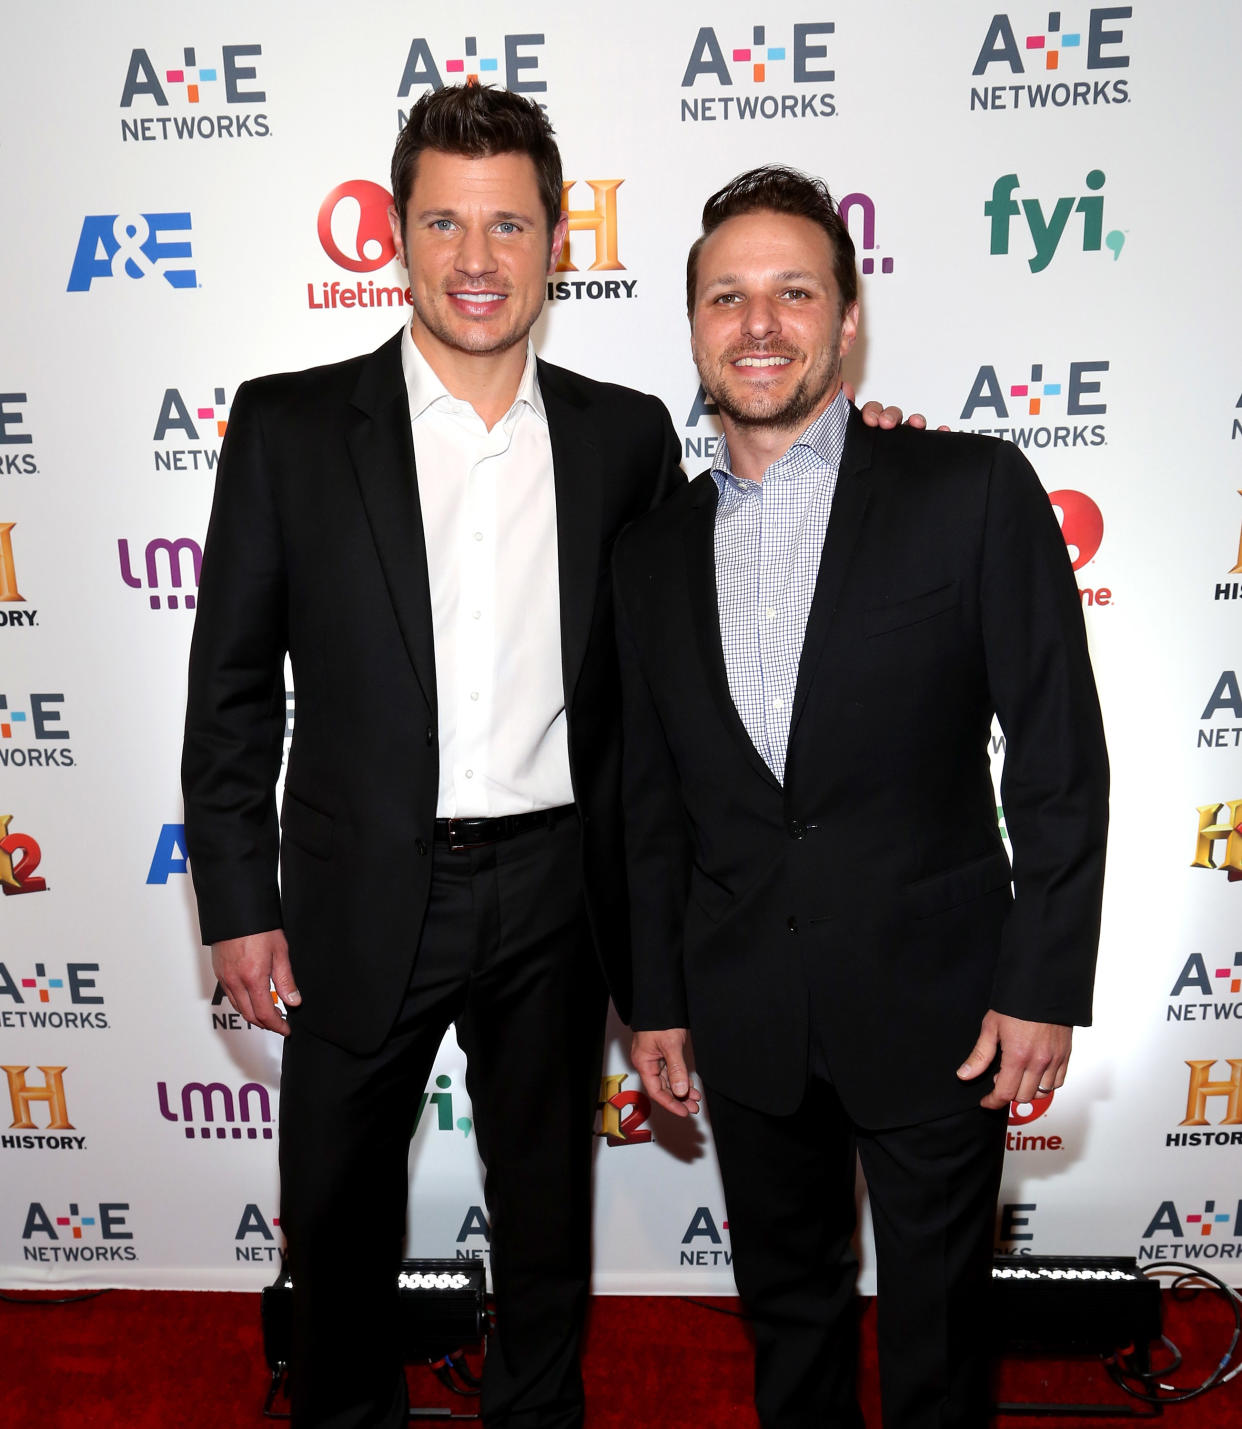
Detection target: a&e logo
<box><xmin>985</xmin><ymin>172</ymin><xmax>1124</xmax><ymax>272</ymax></box>
<box><xmin>67</xmin><ymin>214</ymin><xmax>196</xmax><ymax>292</ymax></box>
<box><xmin>970</xmin><ymin>6</ymin><xmax>1131</xmax><ymax>111</ymax></box>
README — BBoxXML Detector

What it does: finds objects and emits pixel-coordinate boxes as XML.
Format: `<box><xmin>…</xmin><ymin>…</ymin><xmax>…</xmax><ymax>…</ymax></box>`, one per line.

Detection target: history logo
<box><xmin>1190</xmin><ymin>801</ymin><xmax>1242</xmax><ymax>882</ymax></box>
<box><xmin>119</xmin><ymin>43</ymin><xmax>268</xmax><ymax>142</ymax></box>
<box><xmin>679</xmin><ymin>22</ymin><xmax>838</xmax><ymax>122</ymax></box>
<box><xmin>970</xmin><ymin>6</ymin><xmax>1132</xmax><ymax>112</ymax></box>
<box><xmin>2</xmin><ymin>1064</ymin><xmax>84</xmax><ymax>1150</ymax></box>
<box><xmin>1165</xmin><ymin>1058</ymin><xmax>1242</xmax><ymax>1148</ymax></box>
<box><xmin>0</xmin><ymin>523</ymin><xmax>35</xmax><ymax>629</ymax></box>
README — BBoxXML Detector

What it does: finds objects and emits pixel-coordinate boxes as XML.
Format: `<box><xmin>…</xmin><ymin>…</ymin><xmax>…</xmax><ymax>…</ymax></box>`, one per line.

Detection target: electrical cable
<box><xmin>0</xmin><ymin>1288</ymin><xmax>112</xmax><ymax>1306</ymax></box>
<box><xmin>1102</xmin><ymin>1264</ymin><xmax>1242</xmax><ymax>1405</ymax></box>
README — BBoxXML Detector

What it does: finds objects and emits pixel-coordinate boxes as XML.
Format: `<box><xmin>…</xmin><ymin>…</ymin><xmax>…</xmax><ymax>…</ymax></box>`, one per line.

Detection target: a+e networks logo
<box><xmin>1140</xmin><ymin>1198</ymin><xmax>1242</xmax><ymax>1263</ymax></box>
<box><xmin>396</xmin><ymin>32</ymin><xmax>547</xmax><ymax>124</ymax></box>
<box><xmin>1198</xmin><ymin>673</ymin><xmax>1242</xmax><ymax>752</ymax></box>
<box><xmin>120</xmin><ymin>43</ymin><xmax>268</xmax><ymax>142</ymax></box>
<box><xmin>153</xmin><ymin>386</ymin><xmax>229</xmax><ymax>472</ymax></box>
<box><xmin>0</xmin><ymin>959</ymin><xmax>107</xmax><ymax>1031</ymax></box>
<box><xmin>1167</xmin><ymin>950</ymin><xmax>1241</xmax><ymax>1022</ymax></box>
<box><xmin>680</xmin><ymin>22</ymin><xmax>837</xmax><ymax>122</ymax></box>
<box><xmin>970</xmin><ymin>7</ymin><xmax>1131</xmax><ymax>112</ymax></box>
<box><xmin>0</xmin><ymin>692</ymin><xmax>73</xmax><ymax>770</ymax></box>
<box><xmin>0</xmin><ymin>395</ymin><xmax>38</xmax><ymax>476</ymax></box>
<box><xmin>22</xmin><ymin>1201</ymin><xmax>137</xmax><ymax>1264</ymax></box>
<box><xmin>960</xmin><ymin>360</ymin><xmax>1108</xmax><ymax>447</ymax></box>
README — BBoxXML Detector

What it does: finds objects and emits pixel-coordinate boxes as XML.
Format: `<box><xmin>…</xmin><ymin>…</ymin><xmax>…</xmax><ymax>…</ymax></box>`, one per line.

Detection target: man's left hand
<box><xmin>956</xmin><ymin>1010</ymin><xmax>1073</xmax><ymax>1110</ymax></box>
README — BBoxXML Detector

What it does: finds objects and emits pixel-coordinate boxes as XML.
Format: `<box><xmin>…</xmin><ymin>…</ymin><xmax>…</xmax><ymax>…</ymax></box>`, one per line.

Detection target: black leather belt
<box><xmin>434</xmin><ymin>804</ymin><xmax>576</xmax><ymax>851</ymax></box>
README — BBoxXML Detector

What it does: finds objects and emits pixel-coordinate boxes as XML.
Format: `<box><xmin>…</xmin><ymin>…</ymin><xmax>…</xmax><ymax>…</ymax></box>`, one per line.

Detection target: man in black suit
<box><xmin>614</xmin><ymin>167</ymin><xmax>1109</xmax><ymax>1428</ymax></box>
<box><xmin>181</xmin><ymin>86</ymin><xmax>685</xmax><ymax>1429</ymax></box>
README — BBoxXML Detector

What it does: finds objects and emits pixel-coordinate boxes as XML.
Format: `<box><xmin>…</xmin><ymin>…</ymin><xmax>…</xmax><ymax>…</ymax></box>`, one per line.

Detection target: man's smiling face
<box><xmin>690</xmin><ymin>209</ymin><xmax>858</xmax><ymax>433</ymax></box>
<box><xmin>390</xmin><ymin>147</ymin><xmax>567</xmax><ymax>365</ymax></box>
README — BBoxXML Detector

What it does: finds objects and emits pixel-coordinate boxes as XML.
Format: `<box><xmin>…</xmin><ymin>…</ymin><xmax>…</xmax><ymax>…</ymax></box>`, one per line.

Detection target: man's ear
<box><xmin>546</xmin><ymin>212</ymin><xmax>569</xmax><ymax>275</ymax></box>
<box><xmin>388</xmin><ymin>206</ymin><xmax>407</xmax><ymax>269</ymax></box>
<box><xmin>839</xmin><ymin>301</ymin><xmax>860</xmax><ymax>358</ymax></box>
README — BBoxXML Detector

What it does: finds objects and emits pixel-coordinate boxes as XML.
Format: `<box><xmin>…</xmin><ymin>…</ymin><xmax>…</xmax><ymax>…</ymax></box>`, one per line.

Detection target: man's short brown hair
<box><xmin>390</xmin><ymin>84</ymin><xmax>563</xmax><ymax>241</ymax></box>
<box><xmin>686</xmin><ymin>165</ymin><xmax>858</xmax><ymax>317</ymax></box>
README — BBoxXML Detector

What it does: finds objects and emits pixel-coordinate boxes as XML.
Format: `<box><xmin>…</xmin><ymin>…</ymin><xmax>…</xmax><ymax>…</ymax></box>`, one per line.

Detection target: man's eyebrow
<box><xmin>701</xmin><ymin>269</ymin><xmax>822</xmax><ymax>289</ymax></box>
<box><xmin>415</xmin><ymin>207</ymin><xmax>539</xmax><ymax>225</ymax></box>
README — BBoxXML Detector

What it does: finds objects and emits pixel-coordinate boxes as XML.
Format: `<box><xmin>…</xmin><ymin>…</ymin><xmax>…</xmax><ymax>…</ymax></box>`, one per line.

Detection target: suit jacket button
<box><xmin>787</xmin><ymin>915</ymin><xmax>799</xmax><ymax>934</ymax></box>
<box><xmin>425</xmin><ymin>726</ymin><xmax>434</xmax><ymax>746</ymax></box>
<box><xmin>415</xmin><ymin>839</ymin><xmax>428</xmax><ymax>856</ymax></box>
<box><xmin>788</xmin><ymin>819</ymin><xmax>805</xmax><ymax>839</ymax></box>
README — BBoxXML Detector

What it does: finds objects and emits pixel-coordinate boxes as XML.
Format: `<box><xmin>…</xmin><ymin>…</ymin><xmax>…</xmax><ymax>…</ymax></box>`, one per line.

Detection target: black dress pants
<box><xmin>706</xmin><ymin>1064</ymin><xmax>1007</xmax><ymax>1429</ymax></box>
<box><xmin>278</xmin><ymin>815</ymin><xmax>607</xmax><ymax>1429</ymax></box>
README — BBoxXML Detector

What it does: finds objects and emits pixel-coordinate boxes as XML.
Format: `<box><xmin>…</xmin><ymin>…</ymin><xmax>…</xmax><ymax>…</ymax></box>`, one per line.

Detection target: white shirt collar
<box><xmin>399</xmin><ymin>324</ymin><xmax>546</xmax><ymax>427</ymax></box>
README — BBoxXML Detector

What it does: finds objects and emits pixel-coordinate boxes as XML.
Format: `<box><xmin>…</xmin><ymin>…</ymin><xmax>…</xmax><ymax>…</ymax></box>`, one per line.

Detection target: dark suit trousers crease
<box><xmin>278</xmin><ymin>816</ymin><xmax>608</xmax><ymax>1429</ymax></box>
<box><xmin>706</xmin><ymin>1066</ymin><xmax>1006</xmax><ymax>1429</ymax></box>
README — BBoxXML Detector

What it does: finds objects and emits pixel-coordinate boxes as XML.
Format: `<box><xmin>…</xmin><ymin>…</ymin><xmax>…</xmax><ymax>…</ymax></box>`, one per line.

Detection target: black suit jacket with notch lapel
<box><xmin>182</xmin><ymin>329</ymin><xmax>683</xmax><ymax>1053</ymax></box>
<box><xmin>613</xmin><ymin>406</ymin><xmax>1109</xmax><ymax>1130</ymax></box>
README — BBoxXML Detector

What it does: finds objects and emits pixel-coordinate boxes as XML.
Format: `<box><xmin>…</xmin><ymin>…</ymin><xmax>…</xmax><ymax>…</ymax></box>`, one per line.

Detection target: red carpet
<box><xmin>1</xmin><ymin>1289</ymin><xmax>1238</xmax><ymax>1426</ymax></box>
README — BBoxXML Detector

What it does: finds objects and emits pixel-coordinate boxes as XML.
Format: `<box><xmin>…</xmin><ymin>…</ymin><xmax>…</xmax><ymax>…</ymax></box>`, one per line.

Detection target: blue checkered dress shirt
<box><xmin>710</xmin><ymin>389</ymin><xmax>850</xmax><ymax>784</ymax></box>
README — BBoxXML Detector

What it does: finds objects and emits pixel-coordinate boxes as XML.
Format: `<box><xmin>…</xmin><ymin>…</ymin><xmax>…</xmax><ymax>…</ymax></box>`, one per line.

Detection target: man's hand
<box><xmin>956</xmin><ymin>1010</ymin><xmax>1072</xmax><ymax>1110</ymax></box>
<box><xmin>212</xmin><ymin>928</ymin><xmax>300</xmax><ymax>1036</ymax></box>
<box><xmin>631</xmin><ymin>1028</ymin><xmax>702</xmax><ymax>1118</ymax></box>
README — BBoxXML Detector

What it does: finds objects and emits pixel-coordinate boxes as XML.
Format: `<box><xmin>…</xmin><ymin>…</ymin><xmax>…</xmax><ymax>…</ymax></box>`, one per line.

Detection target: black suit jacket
<box><xmin>613</xmin><ymin>408</ymin><xmax>1109</xmax><ymax>1129</ymax></box>
<box><xmin>182</xmin><ymin>330</ymin><xmax>682</xmax><ymax>1053</ymax></box>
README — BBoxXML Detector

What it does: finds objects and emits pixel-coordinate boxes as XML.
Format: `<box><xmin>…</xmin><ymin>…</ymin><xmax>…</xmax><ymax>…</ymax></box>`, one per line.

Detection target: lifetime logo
<box><xmin>118</xmin><ymin>536</ymin><xmax>202</xmax><ymax>610</ymax></box>
<box><xmin>986</xmin><ymin>172</ymin><xmax>1124</xmax><ymax>272</ymax></box>
<box><xmin>67</xmin><ymin>214</ymin><xmax>196</xmax><ymax>292</ymax></box>
<box><xmin>1190</xmin><ymin>801</ymin><xmax>1242</xmax><ymax>881</ymax></box>
<box><xmin>396</xmin><ymin>33</ymin><xmax>547</xmax><ymax>103</ymax></box>
<box><xmin>157</xmin><ymin>1079</ymin><xmax>275</xmax><ymax>1139</ymax></box>
<box><xmin>0</xmin><ymin>815</ymin><xmax>47</xmax><ymax>896</ymax></box>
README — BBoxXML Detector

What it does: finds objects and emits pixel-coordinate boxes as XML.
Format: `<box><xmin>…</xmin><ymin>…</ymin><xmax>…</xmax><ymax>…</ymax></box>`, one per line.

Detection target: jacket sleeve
<box><xmin>980</xmin><ymin>440</ymin><xmax>1109</xmax><ymax>1025</ymax></box>
<box><xmin>181</xmin><ymin>379</ymin><xmax>288</xmax><ymax>945</ymax></box>
<box><xmin>613</xmin><ymin>529</ymin><xmax>693</xmax><ymax>1029</ymax></box>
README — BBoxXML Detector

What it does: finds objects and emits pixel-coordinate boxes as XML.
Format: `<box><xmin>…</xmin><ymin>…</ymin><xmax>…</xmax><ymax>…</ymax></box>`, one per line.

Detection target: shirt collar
<box><xmin>399</xmin><ymin>324</ymin><xmax>546</xmax><ymax>426</ymax></box>
<box><xmin>710</xmin><ymin>386</ymin><xmax>850</xmax><ymax>493</ymax></box>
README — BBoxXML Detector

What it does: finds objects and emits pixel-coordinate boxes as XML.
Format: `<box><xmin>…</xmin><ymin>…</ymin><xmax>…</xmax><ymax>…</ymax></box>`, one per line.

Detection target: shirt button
<box><xmin>766</xmin><ymin>607</ymin><xmax>777</xmax><ymax>620</ymax></box>
<box><xmin>425</xmin><ymin>726</ymin><xmax>434</xmax><ymax>746</ymax></box>
<box><xmin>472</xmin><ymin>610</ymin><xmax>481</xmax><ymax>620</ymax></box>
<box><xmin>470</xmin><ymin>691</ymin><xmax>479</xmax><ymax>701</ymax></box>
<box><xmin>772</xmin><ymin>697</ymin><xmax>784</xmax><ymax>711</ymax></box>
<box><xmin>473</xmin><ymin>531</ymin><xmax>483</xmax><ymax>542</ymax></box>
<box><xmin>464</xmin><ymin>769</ymin><xmax>474</xmax><ymax>779</ymax></box>
<box><xmin>787</xmin><ymin>915</ymin><xmax>799</xmax><ymax>934</ymax></box>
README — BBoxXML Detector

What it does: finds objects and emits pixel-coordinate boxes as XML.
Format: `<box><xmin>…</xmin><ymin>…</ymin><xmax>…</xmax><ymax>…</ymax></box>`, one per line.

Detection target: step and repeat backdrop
<box><xmin>3</xmin><ymin>2</ymin><xmax>1240</xmax><ymax>1292</ymax></box>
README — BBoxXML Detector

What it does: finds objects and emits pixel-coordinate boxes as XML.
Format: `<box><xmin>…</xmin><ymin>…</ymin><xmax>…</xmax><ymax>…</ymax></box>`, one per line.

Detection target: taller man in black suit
<box><xmin>180</xmin><ymin>87</ymin><xmax>685</xmax><ymax>1429</ymax></box>
<box><xmin>614</xmin><ymin>167</ymin><xmax>1109</xmax><ymax>1428</ymax></box>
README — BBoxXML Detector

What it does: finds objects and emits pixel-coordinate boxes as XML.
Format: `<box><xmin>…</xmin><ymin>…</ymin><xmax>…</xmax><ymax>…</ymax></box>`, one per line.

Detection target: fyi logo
<box><xmin>986</xmin><ymin>171</ymin><xmax>1124</xmax><ymax>272</ymax></box>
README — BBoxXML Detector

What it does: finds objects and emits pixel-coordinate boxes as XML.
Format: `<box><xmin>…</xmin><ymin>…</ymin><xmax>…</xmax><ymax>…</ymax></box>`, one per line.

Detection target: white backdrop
<box><xmin>3</xmin><ymin>1</ymin><xmax>1241</xmax><ymax>1293</ymax></box>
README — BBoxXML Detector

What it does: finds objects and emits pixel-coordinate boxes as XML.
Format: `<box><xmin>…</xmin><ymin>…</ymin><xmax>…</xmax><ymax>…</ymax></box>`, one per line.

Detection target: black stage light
<box><xmin>260</xmin><ymin>1258</ymin><xmax>488</xmax><ymax>1420</ymax></box>
<box><xmin>991</xmin><ymin>1254</ymin><xmax>1163</xmax><ymax>1418</ymax></box>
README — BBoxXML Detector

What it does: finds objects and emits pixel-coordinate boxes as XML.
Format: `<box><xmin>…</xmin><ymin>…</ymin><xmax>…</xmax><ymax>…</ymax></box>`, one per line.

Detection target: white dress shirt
<box><xmin>400</xmin><ymin>327</ymin><xmax>571</xmax><ymax>817</ymax></box>
<box><xmin>710</xmin><ymin>389</ymin><xmax>850</xmax><ymax>784</ymax></box>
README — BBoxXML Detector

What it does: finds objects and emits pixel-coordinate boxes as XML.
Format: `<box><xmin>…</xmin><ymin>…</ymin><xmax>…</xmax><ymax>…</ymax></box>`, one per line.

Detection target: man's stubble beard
<box><xmin>695</xmin><ymin>339</ymin><xmax>842</xmax><ymax>434</ymax></box>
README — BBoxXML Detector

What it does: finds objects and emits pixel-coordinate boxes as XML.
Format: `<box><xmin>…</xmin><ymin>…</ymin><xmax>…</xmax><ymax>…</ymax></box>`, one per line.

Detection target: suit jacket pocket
<box><xmin>280</xmin><ymin>791</ymin><xmax>334</xmax><ymax>860</ymax></box>
<box><xmin>862</xmin><ymin>580</ymin><xmax>960</xmax><ymax>637</ymax></box>
<box><xmin>904</xmin><ymin>849</ymin><xmax>1011</xmax><ymax>918</ymax></box>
